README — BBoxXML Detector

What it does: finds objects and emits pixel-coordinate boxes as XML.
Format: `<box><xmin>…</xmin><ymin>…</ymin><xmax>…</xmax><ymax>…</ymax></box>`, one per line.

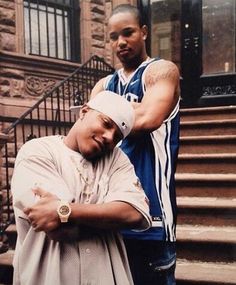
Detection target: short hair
<box><xmin>110</xmin><ymin>4</ymin><xmax>144</xmax><ymax>27</ymax></box>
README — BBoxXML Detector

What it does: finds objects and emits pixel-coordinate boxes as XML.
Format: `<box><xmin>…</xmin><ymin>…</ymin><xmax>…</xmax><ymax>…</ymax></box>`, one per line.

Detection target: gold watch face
<box><xmin>59</xmin><ymin>205</ymin><xmax>70</xmax><ymax>215</ymax></box>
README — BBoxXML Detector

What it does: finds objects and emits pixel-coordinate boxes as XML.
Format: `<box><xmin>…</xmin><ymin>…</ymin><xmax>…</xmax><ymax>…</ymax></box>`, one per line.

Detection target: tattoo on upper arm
<box><xmin>145</xmin><ymin>61</ymin><xmax>179</xmax><ymax>88</ymax></box>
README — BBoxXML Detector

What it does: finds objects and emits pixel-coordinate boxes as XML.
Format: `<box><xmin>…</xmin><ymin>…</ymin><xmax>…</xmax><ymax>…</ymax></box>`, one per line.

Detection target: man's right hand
<box><xmin>23</xmin><ymin>187</ymin><xmax>61</xmax><ymax>232</ymax></box>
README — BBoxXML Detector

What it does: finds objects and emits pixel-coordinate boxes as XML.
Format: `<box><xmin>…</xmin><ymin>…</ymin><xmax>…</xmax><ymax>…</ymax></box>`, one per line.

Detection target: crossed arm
<box><xmin>23</xmin><ymin>187</ymin><xmax>145</xmax><ymax>234</ymax></box>
<box><xmin>12</xmin><ymin>144</ymin><xmax>150</xmax><ymax>241</ymax></box>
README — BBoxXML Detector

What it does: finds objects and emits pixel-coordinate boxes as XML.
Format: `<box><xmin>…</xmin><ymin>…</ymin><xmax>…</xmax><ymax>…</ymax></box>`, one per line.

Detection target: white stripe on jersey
<box><xmin>151</xmin><ymin>122</ymin><xmax>176</xmax><ymax>241</ymax></box>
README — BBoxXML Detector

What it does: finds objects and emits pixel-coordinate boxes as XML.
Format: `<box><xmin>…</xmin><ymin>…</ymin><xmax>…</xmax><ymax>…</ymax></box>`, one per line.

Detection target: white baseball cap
<box><xmin>70</xmin><ymin>90</ymin><xmax>135</xmax><ymax>138</ymax></box>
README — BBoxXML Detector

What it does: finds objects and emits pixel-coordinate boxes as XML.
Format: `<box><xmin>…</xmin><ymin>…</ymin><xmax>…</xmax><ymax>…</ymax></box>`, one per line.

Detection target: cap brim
<box><xmin>70</xmin><ymin>105</ymin><xmax>82</xmax><ymax>115</ymax></box>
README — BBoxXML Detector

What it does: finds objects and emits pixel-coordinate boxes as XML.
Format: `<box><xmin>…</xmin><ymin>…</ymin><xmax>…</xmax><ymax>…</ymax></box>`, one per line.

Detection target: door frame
<box><xmin>181</xmin><ymin>0</ymin><xmax>236</xmax><ymax>107</ymax></box>
<box><xmin>139</xmin><ymin>0</ymin><xmax>236</xmax><ymax>107</ymax></box>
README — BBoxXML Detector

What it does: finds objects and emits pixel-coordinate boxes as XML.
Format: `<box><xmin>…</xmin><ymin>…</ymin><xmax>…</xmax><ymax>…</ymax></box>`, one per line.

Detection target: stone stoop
<box><xmin>175</xmin><ymin>105</ymin><xmax>236</xmax><ymax>285</ymax></box>
<box><xmin>180</xmin><ymin>105</ymin><xmax>236</xmax><ymax>122</ymax></box>
<box><xmin>179</xmin><ymin>135</ymin><xmax>236</xmax><ymax>154</ymax></box>
<box><xmin>176</xmin><ymin>260</ymin><xmax>236</xmax><ymax>285</ymax></box>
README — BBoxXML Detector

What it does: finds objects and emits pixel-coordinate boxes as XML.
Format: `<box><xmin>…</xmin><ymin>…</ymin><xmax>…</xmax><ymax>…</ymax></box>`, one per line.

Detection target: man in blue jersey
<box><xmin>91</xmin><ymin>4</ymin><xmax>180</xmax><ymax>285</ymax></box>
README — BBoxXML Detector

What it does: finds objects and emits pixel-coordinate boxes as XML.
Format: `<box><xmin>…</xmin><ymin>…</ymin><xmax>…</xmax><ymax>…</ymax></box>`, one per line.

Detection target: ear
<box><xmin>141</xmin><ymin>25</ymin><xmax>148</xmax><ymax>41</ymax></box>
<box><xmin>79</xmin><ymin>105</ymin><xmax>90</xmax><ymax>120</ymax></box>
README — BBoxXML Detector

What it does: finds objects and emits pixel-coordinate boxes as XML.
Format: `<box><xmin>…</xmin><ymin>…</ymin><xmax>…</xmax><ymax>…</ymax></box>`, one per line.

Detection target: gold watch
<box><xmin>57</xmin><ymin>201</ymin><xmax>71</xmax><ymax>223</ymax></box>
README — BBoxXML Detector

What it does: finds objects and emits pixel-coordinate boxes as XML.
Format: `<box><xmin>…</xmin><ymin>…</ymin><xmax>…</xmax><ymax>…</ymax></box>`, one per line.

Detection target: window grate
<box><xmin>23</xmin><ymin>0</ymin><xmax>80</xmax><ymax>62</ymax></box>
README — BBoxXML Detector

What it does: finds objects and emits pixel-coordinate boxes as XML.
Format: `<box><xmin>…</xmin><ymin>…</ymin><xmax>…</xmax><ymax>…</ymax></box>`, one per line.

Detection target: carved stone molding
<box><xmin>202</xmin><ymin>85</ymin><xmax>236</xmax><ymax>97</ymax></box>
<box><xmin>11</xmin><ymin>79</ymin><xmax>24</xmax><ymax>97</ymax></box>
<box><xmin>25</xmin><ymin>76</ymin><xmax>57</xmax><ymax>97</ymax></box>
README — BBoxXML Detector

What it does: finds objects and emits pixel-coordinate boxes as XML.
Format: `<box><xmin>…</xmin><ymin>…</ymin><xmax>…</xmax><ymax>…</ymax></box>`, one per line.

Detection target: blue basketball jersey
<box><xmin>105</xmin><ymin>58</ymin><xmax>180</xmax><ymax>241</ymax></box>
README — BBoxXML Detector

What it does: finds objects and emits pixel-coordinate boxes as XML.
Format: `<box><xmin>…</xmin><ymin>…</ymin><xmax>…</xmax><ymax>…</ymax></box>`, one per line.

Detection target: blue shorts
<box><xmin>124</xmin><ymin>239</ymin><xmax>176</xmax><ymax>285</ymax></box>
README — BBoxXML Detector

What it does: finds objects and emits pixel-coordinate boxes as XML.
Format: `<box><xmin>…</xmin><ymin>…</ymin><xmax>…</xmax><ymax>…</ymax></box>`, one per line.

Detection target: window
<box><xmin>24</xmin><ymin>0</ymin><xmax>80</xmax><ymax>61</ymax></box>
<box><xmin>202</xmin><ymin>0</ymin><xmax>236</xmax><ymax>74</ymax></box>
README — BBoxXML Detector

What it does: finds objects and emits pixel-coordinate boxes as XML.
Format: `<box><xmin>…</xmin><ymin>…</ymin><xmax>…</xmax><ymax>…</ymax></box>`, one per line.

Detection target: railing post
<box><xmin>0</xmin><ymin>132</ymin><xmax>10</xmax><ymax>253</ymax></box>
<box><xmin>0</xmin><ymin>133</ymin><xmax>9</xmax><ymax>190</ymax></box>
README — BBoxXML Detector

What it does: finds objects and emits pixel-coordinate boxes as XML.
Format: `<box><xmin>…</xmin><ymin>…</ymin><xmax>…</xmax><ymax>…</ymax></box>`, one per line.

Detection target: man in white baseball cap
<box><xmin>70</xmin><ymin>90</ymin><xmax>134</xmax><ymax>140</ymax></box>
<box><xmin>11</xmin><ymin>90</ymin><xmax>151</xmax><ymax>285</ymax></box>
<box><xmin>68</xmin><ymin>90</ymin><xmax>135</xmax><ymax>160</ymax></box>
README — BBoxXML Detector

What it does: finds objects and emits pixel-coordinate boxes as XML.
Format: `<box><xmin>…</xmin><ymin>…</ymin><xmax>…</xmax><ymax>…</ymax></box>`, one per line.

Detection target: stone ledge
<box><xmin>0</xmin><ymin>249</ymin><xmax>13</xmax><ymax>266</ymax></box>
<box><xmin>177</xmin><ymin>196</ymin><xmax>236</xmax><ymax>209</ymax></box>
<box><xmin>177</xmin><ymin>225</ymin><xmax>236</xmax><ymax>244</ymax></box>
<box><xmin>176</xmin><ymin>259</ymin><xmax>236</xmax><ymax>284</ymax></box>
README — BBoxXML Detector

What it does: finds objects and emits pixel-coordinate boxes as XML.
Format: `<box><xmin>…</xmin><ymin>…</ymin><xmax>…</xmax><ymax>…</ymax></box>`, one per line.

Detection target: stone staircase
<box><xmin>175</xmin><ymin>105</ymin><xmax>236</xmax><ymax>285</ymax></box>
<box><xmin>0</xmin><ymin>105</ymin><xmax>236</xmax><ymax>285</ymax></box>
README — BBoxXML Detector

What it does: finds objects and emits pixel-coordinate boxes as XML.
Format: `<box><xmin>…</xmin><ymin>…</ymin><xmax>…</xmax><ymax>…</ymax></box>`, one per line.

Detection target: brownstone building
<box><xmin>0</xmin><ymin>0</ymin><xmax>135</xmax><ymax>189</ymax></box>
<box><xmin>0</xmin><ymin>1</ymin><xmax>236</xmax><ymax>284</ymax></box>
<box><xmin>0</xmin><ymin>0</ymin><xmax>135</xmax><ymax>127</ymax></box>
<box><xmin>0</xmin><ymin>0</ymin><xmax>235</xmax><ymax>124</ymax></box>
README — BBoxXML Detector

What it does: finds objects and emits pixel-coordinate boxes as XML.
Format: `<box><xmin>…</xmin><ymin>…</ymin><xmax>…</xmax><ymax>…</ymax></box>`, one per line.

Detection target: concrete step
<box><xmin>177</xmin><ymin>225</ymin><xmax>236</xmax><ymax>245</ymax></box>
<box><xmin>177</xmin><ymin>153</ymin><xmax>236</xmax><ymax>174</ymax></box>
<box><xmin>2</xmin><ymin>142</ymin><xmax>22</xmax><ymax>158</ymax></box>
<box><xmin>177</xmin><ymin>197</ymin><xmax>236</xmax><ymax>226</ymax></box>
<box><xmin>0</xmin><ymin>233</ymin><xmax>9</xmax><ymax>255</ymax></box>
<box><xmin>179</xmin><ymin>135</ymin><xmax>236</xmax><ymax>154</ymax></box>
<box><xmin>0</xmin><ymin>188</ymin><xmax>12</xmax><ymax>206</ymax></box>
<box><xmin>177</xmin><ymin>197</ymin><xmax>236</xmax><ymax>210</ymax></box>
<box><xmin>1</xmin><ymin>168</ymin><xmax>14</xmax><ymax>184</ymax></box>
<box><xmin>0</xmin><ymin>189</ymin><xmax>10</xmax><ymax>204</ymax></box>
<box><xmin>177</xmin><ymin>240</ymin><xmax>236</xmax><ymax>264</ymax></box>
<box><xmin>180</xmin><ymin>105</ymin><xmax>236</xmax><ymax>122</ymax></box>
<box><xmin>176</xmin><ymin>259</ymin><xmax>236</xmax><ymax>285</ymax></box>
<box><xmin>180</xmin><ymin>119</ymin><xmax>236</xmax><ymax>136</ymax></box>
<box><xmin>0</xmin><ymin>250</ymin><xmax>14</xmax><ymax>267</ymax></box>
<box><xmin>177</xmin><ymin>225</ymin><xmax>236</xmax><ymax>263</ymax></box>
<box><xmin>2</xmin><ymin>157</ymin><xmax>15</xmax><ymax>168</ymax></box>
<box><xmin>4</xmin><ymin>225</ymin><xmax>17</xmax><ymax>250</ymax></box>
<box><xmin>176</xmin><ymin>173</ymin><xmax>236</xmax><ymax>198</ymax></box>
